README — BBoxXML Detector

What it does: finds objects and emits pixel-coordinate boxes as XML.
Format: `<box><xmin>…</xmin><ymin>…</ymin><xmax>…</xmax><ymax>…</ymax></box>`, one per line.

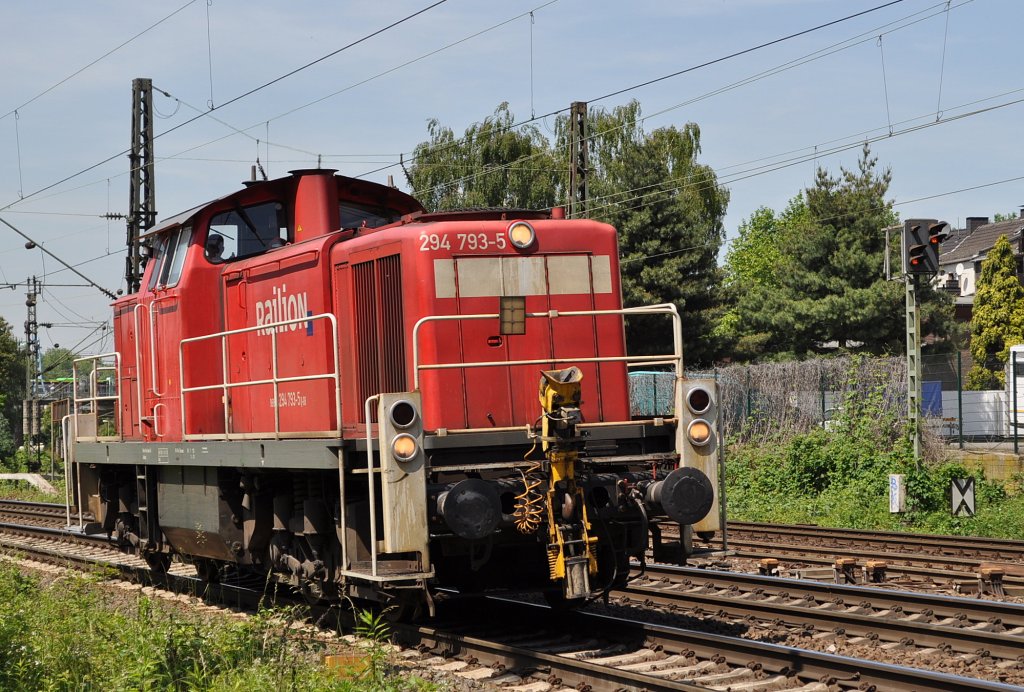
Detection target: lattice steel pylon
<box><xmin>126</xmin><ymin>78</ymin><xmax>156</xmax><ymax>294</ymax></box>
<box><xmin>568</xmin><ymin>101</ymin><xmax>588</xmax><ymax>219</ymax></box>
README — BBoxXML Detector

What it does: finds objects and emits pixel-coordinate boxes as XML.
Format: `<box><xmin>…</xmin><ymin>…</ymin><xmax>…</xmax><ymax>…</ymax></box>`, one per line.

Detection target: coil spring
<box><xmin>547</xmin><ymin>544</ymin><xmax>560</xmax><ymax>579</ymax></box>
<box><xmin>513</xmin><ymin>459</ymin><xmax>544</xmax><ymax>534</ymax></box>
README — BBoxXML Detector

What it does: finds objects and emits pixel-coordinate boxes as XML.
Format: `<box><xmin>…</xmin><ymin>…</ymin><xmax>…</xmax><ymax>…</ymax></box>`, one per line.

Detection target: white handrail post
<box><xmin>364</xmin><ymin>394</ymin><xmax>380</xmax><ymax>578</ymax></box>
<box><xmin>271</xmin><ymin>329</ymin><xmax>281</xmax><ymax>439</ymax></box>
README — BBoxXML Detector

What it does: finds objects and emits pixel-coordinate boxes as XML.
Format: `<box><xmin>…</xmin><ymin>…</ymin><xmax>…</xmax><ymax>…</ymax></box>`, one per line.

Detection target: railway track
<box><xmin>0</xmin><ymin>498</ymin><xmax>78</xmax><ymax>528</ymax></box>
<box><xmin>674</xmin><ymin>521</ymin><xmax>1024</xmax><ymax>594</ymax></box>
<box><xmin>619</xmin><ymin>563</ymin><xmax>1024</xmax><ymax>663</ymax></box>
<box><xmin>408</xmin><ymin>598</ymin><xmax>1023</xmax><ymax>691</ymax></box>
<box><xmin>1</xmin><ymin>514</ymin><xmax>1022</xmax><ymax>689</ymax></box>
<box><xmin>727</xmin><ymin>522</ymin><xmax>1024</xmax><ymax>563</ymax></box>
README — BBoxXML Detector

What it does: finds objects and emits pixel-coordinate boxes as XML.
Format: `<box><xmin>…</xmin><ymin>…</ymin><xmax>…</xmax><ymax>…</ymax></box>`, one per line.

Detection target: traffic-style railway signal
<box><xmin>903</xmin><ymin>218</ymin><xmax>949</xmax><ymax>275</ymax></box>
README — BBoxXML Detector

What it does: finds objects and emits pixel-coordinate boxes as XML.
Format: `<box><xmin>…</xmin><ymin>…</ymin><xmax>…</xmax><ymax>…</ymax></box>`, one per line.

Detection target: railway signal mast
<box><xmin>901</xmin><ymin>219</ymin><xmax>950</xmax><ymax>462</ymax></box>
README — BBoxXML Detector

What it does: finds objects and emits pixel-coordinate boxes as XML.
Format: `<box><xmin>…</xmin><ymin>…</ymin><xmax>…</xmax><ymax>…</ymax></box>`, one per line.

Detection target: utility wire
<box><xmin>581</xmin><ymin>92</ymin><xmax>1024</xmax><ymax>219</ymax></box>
<box><xmin>0</xmin><ymin>0</ymin><xmax>448</xmax><ymax>212</ymax></box>
<box><xmin>619</xmin><ymin>172</ymin><xmax>1024</xmax><ymax>267</ymax></box>
<box><xmin>153</xmin><ymin>1</ymin><xmax>558</xmax><ymax>167</ymax></box>
<box><xmin>0</xmin><ymin>216</ymin><xmax>117</xmax><ymax>299</ymax></box>
<box><xmin>360</xmin><ymin>0</ymin><xmax>914</xmax><ymax>181</ymax></box>
<box><xmin>411</xmin><ymin>0</ymin><xmax>965</xmax><ymax>202</ymax></box>
<box><xmin>0</xmin><ymin>1</ymin><xmax>199</xmax><ymax>120</ymax></box>
<box><xmin>593</xmin><ymin>0</ymin><xmax>907</xmax><ymax>104</ymax></box>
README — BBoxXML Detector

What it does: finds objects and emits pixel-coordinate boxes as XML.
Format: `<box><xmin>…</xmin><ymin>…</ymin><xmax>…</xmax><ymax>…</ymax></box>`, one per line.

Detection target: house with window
<box><xmin>937</xmin><ymin>211</ymin><xmax>1024</xmax><ymax>321</ymax></box>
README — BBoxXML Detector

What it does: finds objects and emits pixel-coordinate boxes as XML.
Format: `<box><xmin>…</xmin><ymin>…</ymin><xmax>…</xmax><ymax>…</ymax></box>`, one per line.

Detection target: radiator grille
<box><xmin>354</xmin><ymin>255</ymin><xmax>406</xmax><ymax>415</ymax></box>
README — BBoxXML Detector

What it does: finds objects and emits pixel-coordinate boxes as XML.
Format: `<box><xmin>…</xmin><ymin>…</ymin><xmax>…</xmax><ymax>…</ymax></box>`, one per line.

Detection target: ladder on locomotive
<box><xmin>135</xmin><ymin>465</ymin><xmax>160</xmax><ymax>551</ymax></box>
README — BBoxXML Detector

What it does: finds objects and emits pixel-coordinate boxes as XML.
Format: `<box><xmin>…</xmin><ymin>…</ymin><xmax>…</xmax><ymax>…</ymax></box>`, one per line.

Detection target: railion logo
<box><xmin>255</xmin><ymin>283</ymin><xmax>312</xmax><ymax>336</ymax></box>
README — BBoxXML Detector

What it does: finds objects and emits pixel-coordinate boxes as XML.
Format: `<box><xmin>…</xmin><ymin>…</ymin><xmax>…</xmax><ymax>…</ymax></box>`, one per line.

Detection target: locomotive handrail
<box><xmin>133</xmin><ymin>302</ymin><xmax>165</xmax><ymax>399</ymax></box>
<box><xmin>72</xmin><ymin>352</ymin><xmax>122</xmax><ymax>442</ymax></box>
<box><xmin>362</xmin><ymin>394</ymin><xmax>380</xmax><ymax>578</ymax></box>
<box><xmin>410</xmin><ymin>303</ymin><xmax>684</xmax><ymax>392</ymax></box>
<box><xmin>178</xmin><ymin>312</ymin><xmax>342</xmax><ymax>441</ymax></box>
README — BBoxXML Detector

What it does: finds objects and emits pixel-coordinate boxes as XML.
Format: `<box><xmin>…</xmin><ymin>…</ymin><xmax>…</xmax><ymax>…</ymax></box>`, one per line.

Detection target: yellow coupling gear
<box><xmin>536</xmin><ymin>366</ymin><xmax>597</xmax><ymax>600</ymax></box>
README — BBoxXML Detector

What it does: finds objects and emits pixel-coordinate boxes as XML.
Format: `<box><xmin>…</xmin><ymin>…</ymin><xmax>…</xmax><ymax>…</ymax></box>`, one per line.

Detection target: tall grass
<box><xmin>0</xmin><ymin>563</ymin><xmax>431</xmax><ymax>691</ymax></box>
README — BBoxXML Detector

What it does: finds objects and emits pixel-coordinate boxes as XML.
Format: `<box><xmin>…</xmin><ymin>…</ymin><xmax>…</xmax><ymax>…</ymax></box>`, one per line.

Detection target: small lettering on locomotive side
<box><xmin>255</xmin><ymin>283</ymin><xmax>310</xmax><ymax>335</ymax></box>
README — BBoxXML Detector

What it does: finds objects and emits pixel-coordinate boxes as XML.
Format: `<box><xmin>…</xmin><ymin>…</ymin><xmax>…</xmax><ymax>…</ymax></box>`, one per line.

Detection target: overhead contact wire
<box><xmin>1</xmin><ymin>0</ymin><xmax>448</xmax><ymax>212</ymax></box>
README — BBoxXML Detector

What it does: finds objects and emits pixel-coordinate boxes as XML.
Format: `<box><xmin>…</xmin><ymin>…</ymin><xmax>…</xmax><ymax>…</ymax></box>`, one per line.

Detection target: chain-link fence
<box><xmin>699</xmin><ymin>351</ymin><xmax>1023</xmax><ymax>454</ymax></box>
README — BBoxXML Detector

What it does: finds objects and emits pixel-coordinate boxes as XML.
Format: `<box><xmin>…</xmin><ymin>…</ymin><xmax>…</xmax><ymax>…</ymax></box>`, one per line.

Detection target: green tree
<box><xmin>725</xmin><ymin>146</ymin><xmax>958</xmax><ymax>360</ymax></box>
<box><xmin>0</xmin><ymin>318</ymin><xmax>25</xmax><ymax>451</ymax></box>
<box><xmin>41</xmin><ymin>347</ymin><xmax>79</xmax><ymax>380</ymax></box>
<box><xmin>406</xmin><ymin>102</ymin><xmax>558</xmax><ymax>211</ymax></box>
<box><xmin>993</xmin><ymin>211</ymin><xmax>1018</xmax><ymax>222</ymax></box>
<box><xmin>718</xmin><ymin>196</ymin><xmax>809</xmax><ymax>359</ymax></box>
<box><xmin>407</xmin><ymin>100</ymin><xmax>730</xmax><ymax>366</ymax></box>
<box><xmin>965</xmin><ymin>235</ymin><xmax>1024</xmax><ymax>389</ymax></box>
<box><xmin>572</xmin><ymin>102</ymin><xmax>729</xmax><ymax>364</ymax></box>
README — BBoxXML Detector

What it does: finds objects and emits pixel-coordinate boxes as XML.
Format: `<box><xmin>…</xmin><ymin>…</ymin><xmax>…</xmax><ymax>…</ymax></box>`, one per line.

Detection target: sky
<box><xmin>0</xmin><ymin>0</ymin><xmax>1021</xmax><ymax>357</ymax></box>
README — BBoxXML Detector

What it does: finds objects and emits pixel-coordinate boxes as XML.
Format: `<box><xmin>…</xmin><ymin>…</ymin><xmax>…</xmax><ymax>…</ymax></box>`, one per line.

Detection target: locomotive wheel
<box><xmin>383</xmin><ymin>591</ymin><xmax>424</xmax><ymax>623</ymax></box>
<box><xmin>144</xmin><ymin>552</ymin><xmax>172</xmax><ymax>574</ymax></box>
<box><xmin>543</xmin><ymin>589</ymin><xmax>585</xmax><ymax>612</ymax></box>
<box><xmin>194</xmin><ymin>558</ymin><xmax>221</xmax><ymax>583</ymax></box>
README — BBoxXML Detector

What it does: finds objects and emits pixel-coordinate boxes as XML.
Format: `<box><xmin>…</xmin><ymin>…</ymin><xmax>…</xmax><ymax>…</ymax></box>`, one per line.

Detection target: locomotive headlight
<box><xmin>687</xmin><ymin>419</ymin><xmax>714</xmax><ymax>447</ymax></box>
<box><xmin>508</xmin><ymin>221</ymin><xmax>536</xmax><ymax>249</ymax></box>
<box><xmin>686</xmin><ymin>386</ymin><xmax>712</xmax><ymax>415</ymax></box>
<box><xmin>391</xmin><ymin>433</ymin><xmax>419</xmax><ymax>462</ymax></box>
<box><xmin>389</xmin><ymin>399</ymin><xmax>418</xmax><ymax>429</ymax></box>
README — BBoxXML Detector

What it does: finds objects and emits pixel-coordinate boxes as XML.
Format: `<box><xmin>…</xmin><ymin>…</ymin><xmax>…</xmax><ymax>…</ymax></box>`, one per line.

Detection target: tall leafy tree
<box><xmin>965</xmin><ymin>235</ymin><xmax>1024</xmax><ymax>389</ymax></box>
<box><xmin>727</xmin><ymin>146</ymin><xmax>956</xmax><ymax>360</ymax></box>
<box><xmin>407</xmin><ymin>100</ymin><xmax>729</xmax><ymax>366</ymax></box>
<box><xmin>406</xmin><ymin>102</ymin><xmax>557</xmax><ymax>211</ymax></box>
<box><xmin>41</xmin><ymin>347</ymin><xmax>79</xmax><ymax>380</ymax></box>
<box><xmin>718</xmin><ymin>197</ymin><xmax>808</xmax><ymax>359</ymax></box>
<box><xmin>0</xmin><ymin>317</ymin><xmax>25</xmax><ymax>450</ymax></box>
<box><xmin>568</xmin><ymin>102</ymin><xmax>729</xmax><ymax>364</ymax></box>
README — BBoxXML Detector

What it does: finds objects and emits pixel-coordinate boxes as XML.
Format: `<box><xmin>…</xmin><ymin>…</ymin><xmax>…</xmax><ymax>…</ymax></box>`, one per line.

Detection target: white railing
<box><xmin>72</xmin><ymin>352</ymin><xmax>122</xmax><ymax>442</ymax></box>
<box><xmin>178</xmin><ymin>313</ymin><xmax>342</xmax><ymax>440</ymax></box>
<box><xmin>411</xmin><ymin>303</ymin><xmax>685</xmax><ymax>431</ymax></box>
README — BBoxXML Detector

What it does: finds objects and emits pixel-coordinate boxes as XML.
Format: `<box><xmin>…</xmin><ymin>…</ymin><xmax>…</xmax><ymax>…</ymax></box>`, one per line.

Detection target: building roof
<box><xmin>940</xmin><ymin>216</ymin><xmax>1024</xmax><ymax>265</ymax></box>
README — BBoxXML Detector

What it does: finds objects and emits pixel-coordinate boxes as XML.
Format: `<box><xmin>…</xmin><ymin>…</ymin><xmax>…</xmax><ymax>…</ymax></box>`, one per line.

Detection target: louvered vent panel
<box><xmin>353</xmin><ymin>260</ymin><xmax>379</xmax><ymax>412</ymax></box>
<box><xmin>377</xmin><ymin>254</ymin><xmax>407</xmax><ymax>393</ymax></box>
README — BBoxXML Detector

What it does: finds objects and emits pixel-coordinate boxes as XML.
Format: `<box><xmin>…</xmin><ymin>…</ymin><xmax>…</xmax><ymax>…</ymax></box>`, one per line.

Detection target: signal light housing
<box><xmin>687</xmin><ymin>419</ymin><xmax>713</xmax><ymax>446</ymax></box>
<box><xmin>678</xmin><ymin>379</ymin><xmax>720</xmax><ymax>534</ymax></box>
<box><xmin>928</xmin><ymin>221</ymin><xmax>950</xmax><ymax>247</ymax></box>
<box><xmin>391</xmin><ymin>432</ymin><xmax>419</xmax><ymax>462</ymax></box>
<box><xmin>903</xmin><ymin>219</ymin><xmax>948</xmax><ymax>275</ymax></box>
<box><xmin>389</xmin><ymin>399</ymin><xmax>418</xmax><ymax>429</ymax></box>
<box><xmin>377</xmin><ymin>392</ymin><xmax>429</xmax><ymax>555</ymax></box>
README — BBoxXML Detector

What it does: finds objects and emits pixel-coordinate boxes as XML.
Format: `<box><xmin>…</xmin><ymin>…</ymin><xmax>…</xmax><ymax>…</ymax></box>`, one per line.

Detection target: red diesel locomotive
<box><xmin>69</xmin><ymin>168</ymin><xmax>719</xmax><ymax>616</ymax></box>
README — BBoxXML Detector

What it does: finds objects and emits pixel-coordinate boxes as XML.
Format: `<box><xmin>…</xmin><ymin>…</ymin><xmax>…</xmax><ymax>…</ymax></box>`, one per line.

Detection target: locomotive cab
<box><xmin>68</xmin><ymin>169</ymin><xmax>719</xmax><ymax>616</ymax></box>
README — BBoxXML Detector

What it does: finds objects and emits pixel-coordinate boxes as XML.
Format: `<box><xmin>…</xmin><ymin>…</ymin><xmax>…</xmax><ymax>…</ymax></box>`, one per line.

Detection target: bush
<box><xmin>725</xmin><ymin>362</ymin><xmax>1020</xmax><ymax>538</ymax></box>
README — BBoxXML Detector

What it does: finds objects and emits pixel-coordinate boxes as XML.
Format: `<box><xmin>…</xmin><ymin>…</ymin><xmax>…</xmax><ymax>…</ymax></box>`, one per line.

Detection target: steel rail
<box><xmin>440</xmin><ymin>599</ymin><xmax>1024</xmax><ymax>692</ymax></box>
<box><xmin>723</xmin><ymin>539</ymin><xmax>1024</xmax><ymax>580</ymax></box>
<box><xmin>729</xmin><ymin>521</ymin><xmax>1024</xmax><ymax>559</ymax></box>
<box><xmin>2</xmin><ymin>518</ymin><xmax>1020</xmax><ymax>691</ymax></box>
<box><xmin>641</xmin><ymin>563</ymin><xmax>1024</xmax><ymax>625</ymax></box>
<box><xmin>622</xmin><ymin>567</ymin><xmax>1024</xmax><ymax>660</ymax></box>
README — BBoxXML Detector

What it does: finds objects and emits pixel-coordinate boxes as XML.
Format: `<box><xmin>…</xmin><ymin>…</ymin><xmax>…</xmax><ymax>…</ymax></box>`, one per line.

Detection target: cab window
<box><xmin>146</xmin><ymin>225</ymin><xmax>192</xmax><ymax>290</ymax></box>
<box><xmin>339</xmin><ymin>202</ymin><xmax>398</xmax><ymax>229</ymax></box>
<box><xmin>209</xmin><ymin>201</ymin><xmax>289</xmax><ymax>261</ymax></box>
